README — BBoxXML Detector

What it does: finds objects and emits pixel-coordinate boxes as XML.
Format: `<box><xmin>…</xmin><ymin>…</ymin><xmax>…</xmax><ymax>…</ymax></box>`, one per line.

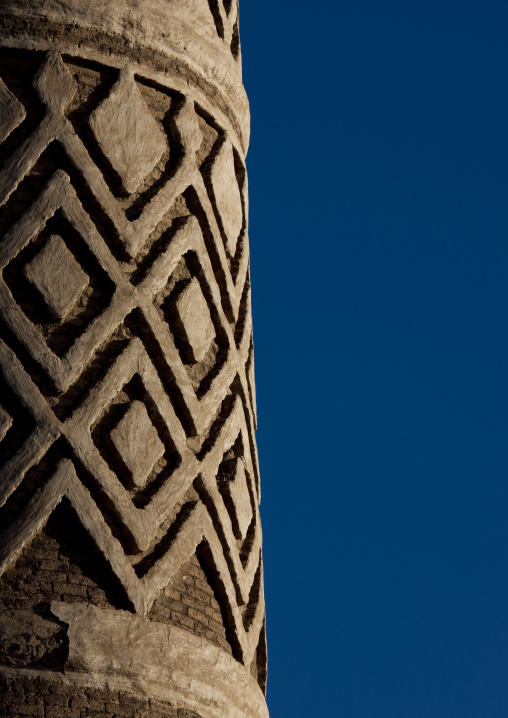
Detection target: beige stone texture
<box><xmin>211</xmin><ymin>140</ymin><xmax>244</xmax><ymax>255</ymax></box>
<box><xmin>110</xmin><ymin>400</ymin><xmax>165</xmax><ymax>488</ymax></box>
<box><xmin>0</xmin><ymin>76</ymin><xmax>25</xmax><ymax>144</ymax></box>
<box><xmin>0</xmin><ymin>405</ymin><xmax>13</xmax><ymax>443</ymax></box>
<box><xmin>225</xmin><ymin>459</ymin><xmax>253</xmax><ymax>541</ymax></box>
<box><xmin>89</xmin><ymin>70</ymin><xmax>167</xmax><ymax>195</ymax></box>
<box><xmin>0</xmin><ymin>0</ymin><xmax>250</xmax><ymax>148</ymax></box>
<box><xmin>0</xmin><ymin>0</ymin><xmax>266</xmax><ymax>715</ymax></box>
<box><xmin>24</xmin><ymin>234</ymin><xmax>89</xmax><ymax>320</ymax></box>
<box><xmin>177</xmin><ymin>278</ymin><xmax>216</xmax><ymax>363</ymax></box>
<box><xmin>49</xmin><ymin>601</ymin><xmax>268</xmax><ymax>718</ymax></box>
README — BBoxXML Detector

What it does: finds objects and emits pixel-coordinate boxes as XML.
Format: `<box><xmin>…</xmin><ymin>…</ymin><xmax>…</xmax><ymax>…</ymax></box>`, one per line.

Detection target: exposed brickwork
<box><xmin>0</xmin><ymin>0</ymin><xmax>267</xmax><ymax>711</ymax></box>
<box><xmin>0</xmin><ymin>502</ymin><xmax>129</xmax><ymax>673</ymax></box>
<box><xmin>0</xmin><ymin>674</ymin><xmax>204</xmax><ymax>718</ymax></box>
<box><xmin>150</xmin><ymin>553</ymin><xmax>232</xmax><ymax>655</ymax></box>
<box><xmin>0</xmin><ymin>508</ymin><xmax>234</xmax><ymax>674</ymax></box>
<box><xmin>0</xmin><ymin>501</ymin><xmax>129</xmax><ymax>614</ymax></box>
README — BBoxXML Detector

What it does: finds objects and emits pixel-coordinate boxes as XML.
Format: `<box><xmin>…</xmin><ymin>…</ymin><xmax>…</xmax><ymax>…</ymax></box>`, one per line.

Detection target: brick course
<box><xmin>0</xmin><ymin>2</ymin><xmax>267</xmax><ymax>714</ymax></box>
<box><xmin>150</xmin><ymin>553</ymin><xmax>232</xmax><ymax>655</ymax></box>
<box><xmin>0</xmin><ymin>675</ymin><xmax>204</xmax><ymax>718</ymax></box>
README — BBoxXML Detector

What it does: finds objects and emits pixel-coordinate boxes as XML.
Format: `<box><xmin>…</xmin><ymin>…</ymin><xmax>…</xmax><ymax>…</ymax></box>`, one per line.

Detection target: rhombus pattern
<box><xmin>0</xmin><ymin>51</ymin><xmax>264</xmax><ymax>677</ymax></box>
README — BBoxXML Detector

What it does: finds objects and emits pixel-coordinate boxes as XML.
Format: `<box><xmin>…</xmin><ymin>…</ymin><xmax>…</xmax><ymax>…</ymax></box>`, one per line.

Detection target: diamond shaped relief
<box><xmin>0</xmin><ymin>77</ymin><xmax>26</xmax><ymax>144</ymax></box>
<box><xmin>211</xmin><ymin>140</ymin><xmax>243</xmax><ymax>255</ymax></box>
<box><xmin>89</xmin><ymin>70</ymin><xmax>167</xmax><ymax>195</ymax></box>
<box><xmin>228</xmin><ymin>459</ymin><xmax>253</xmax><ymax>540</ymax></box>
<box><xmin>24</xmin><ymin>234</ymin><xmax>89</xmax><ymax>321</ymax></box>
<box><xmin>176</xmin><ymin>278</ymin><xmax>215</xmax><ymax>363</ymax></box>
<box><xmin>0</xmin><ymin>405</ymin><xmax>13</xmax><ymax>443</ymax></box>
<box><xmin>110</xmin><ymin>400</ymin><xmax>165</xmax><ymax>489</ymax></box>
<box><xmin>219</xmin><ymin>458</ymin><xmax>253</xmax><ymax>541</ymax></box>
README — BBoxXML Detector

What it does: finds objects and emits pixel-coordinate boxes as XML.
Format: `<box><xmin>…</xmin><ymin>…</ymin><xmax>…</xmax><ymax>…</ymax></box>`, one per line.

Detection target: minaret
<box><xmin>0</xmin><ymin>3</ymin><xmax>267</xmax><ymax>716</ymax></box>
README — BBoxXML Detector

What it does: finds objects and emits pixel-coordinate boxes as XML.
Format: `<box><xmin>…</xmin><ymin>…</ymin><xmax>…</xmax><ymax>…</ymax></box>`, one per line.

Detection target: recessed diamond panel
<box><xmin>228</xmin><ymin>459</ymin><xmax>253</xmax><ymax>540</ymax></box>
<box><xmin>176</xmin><ymin>278</ymin><xmax>215</xmax><ymax>363</ymax></box>
<box><xmin>110</xmin><ymin>400</ymin><xmax>165</xmax><ymax>488</ymax></box>
<box><xmin>0</xmin><ymin>47</ymin><xmax>266</xmax><ymax>694</ymax></box>
<box><xmin>89</xmin><ymin>71</ymin><xmax>167</xmax><ymax>195</ymax></box>
<box><xmin>24</xmin><ymin>234</ymin><xmax>89</xmax><ymax>320</ymax></box>
<box><xmin>210</xmin><ymin>140</ymin><xmax>243</xmax><ymax>255</ymax></box>
<box><xmin>218</xmin><ymin>456</ymin><xmax>253</xmax><ymax>541</ymax></box>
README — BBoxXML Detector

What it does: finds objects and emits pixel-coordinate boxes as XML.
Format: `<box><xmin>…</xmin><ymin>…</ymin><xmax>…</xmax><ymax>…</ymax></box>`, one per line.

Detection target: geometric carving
<box><xmin>218</xmin><ymin>457</ymin><xmax>253</xmax><ymax>540</ymax></box>
<box><xmin>147</xmin><ymin>220</ymin><xmax>234</xmax><ymax>415</ymax></box>
<box><xmin>211</xmin><ymin>140</ymin><xmax>243</xmax><ymax>255</ymax></box>
<box><xmin>0</xmin><ymin>76</ymin><xmax>25</xmax><ymax>144</ymax></box>
<box><xmin>110</xmin><ymin>400</ymin><xmax>165</xmax><ymax>489</ymax></box>
<box><xmin>0</xmin><ymin>171</ymin><xmax>123</xmax><ymax>391</ymax></box>
<box><xmin>89</xmin><ymin>70</ymin><xmax>167</xmax><ymax>195</ymax></box>
<box><xmin>0</xmin><ymin>20</ymin><xmax>266</xmax><ymax>709</ymax></box>
<box><xmin>207</xmin><ymin>0</ymin><xmax>241</xmax><ymax>61</ymax></box>
<box><xmin>0</xmin><ymin>405</ymin><xmax>12</xmax><ymax>443</ymax></box>
<box><xmin>176</xmin><ymin>278</ymin><xmax>215</xmax><ymax>363</ymax></box>
<box><xmin>23</xmin><ymin>235</ymin><xmax>89</xmax><ymax>321</ymax></box>
<box><xmin>33</xmin><ymin>51</ymin><xmax>77</xmax><ymax>115</ymax></box>
<box><xmin>0</xmin><ymin>9</ymin><xmax>266</xmax><ymax>718</ymax></box>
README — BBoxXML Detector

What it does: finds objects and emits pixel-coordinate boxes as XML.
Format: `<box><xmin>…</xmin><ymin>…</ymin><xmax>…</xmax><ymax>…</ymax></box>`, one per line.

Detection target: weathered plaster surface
<box><xmin>0</xmin><ymin>0</ymin><xmax>250</xmax><ymax>148</ymax></box>
<box><xmin>50</xmin><ymin>602</ymin><xmax>269</xmax><ymax>718</ymax></box>
<box><xmin>0</xmin><ymin>0</ymin><xmax>266</xmax><ymax>715</ymax></box>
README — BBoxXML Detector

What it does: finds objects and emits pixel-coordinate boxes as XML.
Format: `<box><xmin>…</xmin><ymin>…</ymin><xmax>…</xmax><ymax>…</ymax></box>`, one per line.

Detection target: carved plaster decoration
<box><xmin>0</xmin><ymin>2</ymin><xmax>267</xmax><ymax>715</ymax></box>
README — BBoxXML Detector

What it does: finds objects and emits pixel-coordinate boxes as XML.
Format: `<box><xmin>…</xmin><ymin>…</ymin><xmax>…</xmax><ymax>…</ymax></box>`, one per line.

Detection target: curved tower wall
<box><xmin>0</xmin><ymin>3</ymin><xmax>267</xmax><ymax>716</ymax></box>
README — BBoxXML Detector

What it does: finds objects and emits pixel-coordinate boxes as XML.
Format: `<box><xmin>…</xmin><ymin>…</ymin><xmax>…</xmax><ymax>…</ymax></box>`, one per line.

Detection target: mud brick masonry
<box><xmin>0</xmin><ymin>2</ymin><xmax>268</xmax><ymax>716</ymax></box>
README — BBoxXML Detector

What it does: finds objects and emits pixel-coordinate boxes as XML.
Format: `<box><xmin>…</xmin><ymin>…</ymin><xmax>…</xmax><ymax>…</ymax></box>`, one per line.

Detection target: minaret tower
<box><xmin>0</xmin><ymin>3</ymin><xmax>267</xmax><ymax>716</ymax></box>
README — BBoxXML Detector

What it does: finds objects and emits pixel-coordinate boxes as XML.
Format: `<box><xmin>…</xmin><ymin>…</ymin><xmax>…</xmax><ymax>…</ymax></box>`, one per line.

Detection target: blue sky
<box><xmin>240</xmin><ymin>2</ymin><xmax>508</xmax><ymax>716</ymax></box>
